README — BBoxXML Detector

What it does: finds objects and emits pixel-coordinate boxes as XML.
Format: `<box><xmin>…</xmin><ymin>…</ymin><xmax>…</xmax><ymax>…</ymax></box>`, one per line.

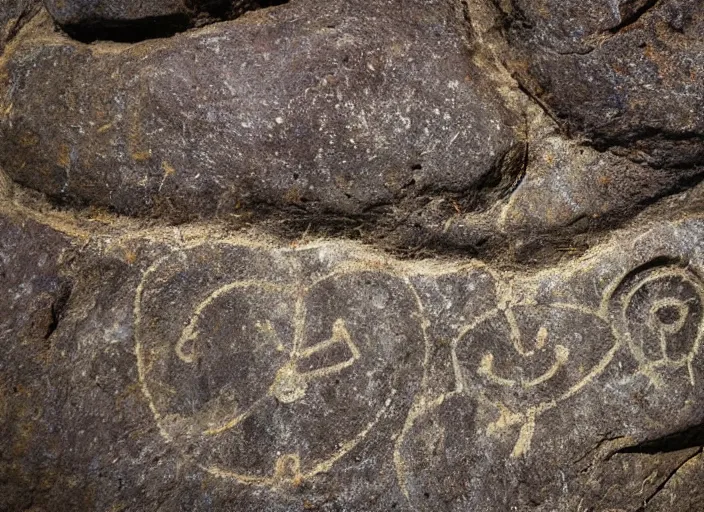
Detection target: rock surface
<box><xmin>1</xmin><ymin>0</ymin><xmax>704</xmax><ymax>510</ymax></box>
<box><xmin>501</xmin><ymin>0</ymin><xmax>704</xmax><ymax>168</ymax></box>
<box><xmin>0</xmin><ymin>0</ymin><xmax>39</xmax><ymax>51</ymax></box>
<box><xmin>2</xmin><ymin>205</ymin><xmax>704</xmax><ymax>511</ymax></box>
<box><xmin>0</xmin><ymin>0</ymin><xmax>522</xmax><ymax>238</ymax></box>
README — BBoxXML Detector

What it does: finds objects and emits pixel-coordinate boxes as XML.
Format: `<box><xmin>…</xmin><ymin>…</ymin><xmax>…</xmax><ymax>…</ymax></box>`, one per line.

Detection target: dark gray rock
<box><xmin>397</xmin><ymin>218</ymin><xmax>704</xmax><ymax>510</ymax></box>
<box><xmin>2</xmin><ymin>206</ymin><xmax>704</xmax><ymax>510</ymax></box>
<box><xmin>0</xmin><ymin>0</ymin><xmax>522</xmax><ymax>228</ymax></box>
<box><xmin>2</xmin><ymin>0</ymin><xmax>704</xmax><ymax>510</ymax></box>
<box><xmin>499</xmin><ymin>133</ymin><xmax>695</xmax><ymax>235</ymax></box>
<box><xmin>135</xmin><ymin>242</ymin><xmax>425</xmax><ymax>487</ymax></box>
<box><xmin>501</xmin><ymin>0</ymin><xmax>704</xmax><ymax>169</ymax></box>
<box><xmin>0</xmin><ymin>212</ymin><xmax>75</xmax><ymax>512</ymax></box>
<box><xmin>43</xmin><ymin>0</ymin><xmax>200</xmax><ymax>26</ymax></box>
<box><xmin>41</xmin><ymin>0</ymin><xmax>278</xmax><ymax>41</ymax></box>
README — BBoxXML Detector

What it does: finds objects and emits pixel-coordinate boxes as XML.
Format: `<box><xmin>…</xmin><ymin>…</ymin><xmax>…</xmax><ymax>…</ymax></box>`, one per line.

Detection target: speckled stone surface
<box><xmin>1</xmin><ymin>0</ymin><xmax>703</xmax><ymax>510</ymax></box>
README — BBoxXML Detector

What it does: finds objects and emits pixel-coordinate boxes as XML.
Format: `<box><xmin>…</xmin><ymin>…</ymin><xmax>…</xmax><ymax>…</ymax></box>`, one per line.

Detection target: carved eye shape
<box><xmin>651</xmin><ymin>299</ymin><xmax>688</xmax><ymax>334</ymax></box>
<box><xmin>610</xmin><ymin>258</ymin><xmax>704</xmax><ymax>366</ymax></box>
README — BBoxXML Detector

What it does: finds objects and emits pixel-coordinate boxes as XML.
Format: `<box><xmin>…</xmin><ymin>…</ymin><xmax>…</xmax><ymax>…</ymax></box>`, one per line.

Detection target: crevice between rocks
<box><xmin>60</xmin><ymin>14</ymin><xmax>193</xmax><ymax>43</ymax></box>
<box><xmin>617</xmin><ymin>423</ymin><xmax>704</xmax><ymax>455</ymax></box>
<box><xmin>3</xmin><ymin>133</ymin><xmax>701</xmax><ymax>269</ymax></box>
<box><xmin>608</xmin><ymin>0</ymin><xmax>662</xmax><ymax>35</ymax></box>
<box><xmin>613</xmin><ymin>424</ymin><xmax>704</xmax><ymax>510</ymax></box>
<box><xmin>57</xmin><ymin>0</ymin><xmax>290</xmax><ymax>44</ymax></box>
<box><xmin>512</xmin><ymin>77</ymin><xmax>566</xmax><ymax>132</ymax></box>
<box><xmin>634</xmin><ymin>447</ymin><xmax>703</xmax><ymax>511</ymax></box>
<box><xmin>44</xmin><ymin>281</ymin><xmax>73</xmax><ymax>340</ymax></box>
<box><xmin>4</xmin><ymin>2</ymin><xmax>43</xmax><ymax>44</ymax></box>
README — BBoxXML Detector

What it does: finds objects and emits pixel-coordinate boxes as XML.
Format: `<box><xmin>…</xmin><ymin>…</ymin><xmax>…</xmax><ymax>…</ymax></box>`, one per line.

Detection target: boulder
<box><xmin>41</xmin><ymin>0</ymin><xmax>278</xmax><ymax>41</ymax></box>
<box><xmin>2</xmin><ymin>0</ymin><xmax>704</xmax><ymax>509</ymax></box>
<box><xmin>0</xmin><ymin>0</ymin><xmax>522</xmax><ymax>224</ymax></box>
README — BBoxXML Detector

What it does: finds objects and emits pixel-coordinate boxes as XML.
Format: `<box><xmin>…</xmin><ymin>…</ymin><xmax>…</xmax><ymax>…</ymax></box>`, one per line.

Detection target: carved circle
<box><xmin>609</xmin><ymin>259</ymin><xmax>704</xmax><ymax>372</ymax></box>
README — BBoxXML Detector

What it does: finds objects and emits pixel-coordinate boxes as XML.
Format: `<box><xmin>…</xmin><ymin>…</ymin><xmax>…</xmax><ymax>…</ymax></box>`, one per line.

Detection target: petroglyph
<box><xmin>609</xmin><ymin>258</ymin><xmax>704</xmax><ymax>387</ymax></box>
<box><xmin>4</xmin><ymin>0</ymin><xmax>704</xmax><ymax>507</ymax></box>
<box><xmin>453</xmin><ymin>302</ymin><xmax>619</xmax><ymax>458</ymax></box>
<box><xmin>134</xmin><ymin>241</ymin><xmax>426</xmax><ymax>487</ymax></box>
<box><xmin>268</xmin><ymin>318</ymin><xmax>360</xmax><ymax>405</ymax></box>
<box><xmin>131</xmin><ymin>233</ymin><xmax>704</xmax><ymax>503</ymax></box>
<box><xmin>445</xmin><ymin>255</ymin><xmax>704</xmax><ymax>460</ymax></box>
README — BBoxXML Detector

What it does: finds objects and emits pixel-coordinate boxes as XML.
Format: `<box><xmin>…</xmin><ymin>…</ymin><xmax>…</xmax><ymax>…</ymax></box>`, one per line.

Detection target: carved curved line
<box><xmin>478</xmin><ymin>353</ymin><xmax>516</xmax><ymax>387</ymax></box>
<box><xmin>544</xmin><ymin>340</ymin><xmax>619</xmax><ymax>415</ymax></box>
<box><xmin>200</xmin><ymin>464</ymin><xmax>274</xmax><ymax>486</ymax></box>
<box><xmin>135</xmin><ymin>251</ymin><xmax>182</xmax><ymax>437</ymax></box>
<box><xmin>478</xmin><ymin>345</ymin><xmax>570</xmax><ymax>390</ymax></box>
<box><xmin>601</xmin><ymin>256</ymin><xmax>685</xmax><ymax>313</ymax></box>
<box><xmin>175</xmin><ymin>280</ymin><xmax>292</xmax><ymax>363</ymax></box>
<box><xmin>511</xmin><ymin>409</ymin><xmax>537</xmax><ymax>458</ymax></box>
<box><xmin>203</xmin><ymin>395</ymin><xmax>271</xmax><ymax>436</ymax></box>
<box><xmin>522</xmin><ymin>345</ymin><xmax>570</xmax><ymax>388</ymax></box>
<box><xmin>648</xmin><ymin>298</ymin><xmax>689</xmax><ymax>336</ymax></box>
<box><xmin>451</xmin><ymin>309</ymin><xmax>502</xmax><ymax>394</ymax></box>
<box><xmin>296</xmin><ymin>319</ymin><xmax>360</xmax><ymax>380</ymax></box>
<box><xmin>394</xmin><ymin>278</ymin><xmax>435</xmax><ymax>505</ymax></box>
<box><xmin>305</xmin><ymin>389</ymin><xmax>396</xmax><ymax>480</ymax></box>
<box><xmin>620</xmin><ymin>269</ymin><xmax>704</xmax><ymax>367</ymax></box>
<box><xmin>506</xmin><ymin>308</ymin><xmax>530</xmax><ymax>356</ymax></box>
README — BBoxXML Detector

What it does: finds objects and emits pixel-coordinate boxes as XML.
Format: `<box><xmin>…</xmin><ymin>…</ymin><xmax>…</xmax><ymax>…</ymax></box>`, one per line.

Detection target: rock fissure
<box><xmin>607</xmin><ymin>0</ymin><xmax>662</xmax><ymax>34</ymax></box>
<box><xmin>2</xmin><ymin>0</ymin><xmax>704</xmax><ymax>510</ymax></box>
<box><xmin>49</xmin><ymin>0</ymin><xmax>292</xmax><ymax>43</ymax></box>
<box><xmin>633</xmin><ymin>447</ymin><xmax>703</xmax><ymax>511</ymax></box>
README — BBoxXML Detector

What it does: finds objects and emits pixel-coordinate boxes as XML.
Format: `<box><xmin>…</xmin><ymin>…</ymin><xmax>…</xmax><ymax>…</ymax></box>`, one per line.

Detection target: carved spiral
<box><xmin>610</xmin><ymin>259</ymin><xmax>704</xmax><ymax>368</ymax></box>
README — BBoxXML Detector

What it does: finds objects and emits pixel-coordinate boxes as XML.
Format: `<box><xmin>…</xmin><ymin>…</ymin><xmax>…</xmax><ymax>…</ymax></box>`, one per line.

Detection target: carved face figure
<box><xmin>135</xmin><ymin>242</ymin><xmax>426</xmax><ymax>485</ymax></box>
<box><xmin>455</xmin><ymin>304</ymin><xmax>616</xmax><ymax>409</ymax></box>
<box><xmin>452</xmin><ymin>301</ymin><xmax>617</xmax><ymax>456</ymax></box>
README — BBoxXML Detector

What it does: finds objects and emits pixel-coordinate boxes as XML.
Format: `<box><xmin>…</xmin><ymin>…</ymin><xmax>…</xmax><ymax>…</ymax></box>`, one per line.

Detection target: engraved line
<box><xmin>176</xmin><ymin>280</ymin><xmax>292</xmax><ymax>363</ymax></box>
<box><xmin>203</xmin><ymin>395</ymin><xmax>271</xmax><ymax>436</ymax></box>
<box><xmin>478</xmin><ymin>353</ymin><xmax>516</xmax><ymax>387</ymax></box>
<box><xmin>305</xmin><ymin>390</ymin><xmax>397</xmax><ymax>479</ymax></box>
<box><xmin>522</xmin><ymin>345</ymin><xmax>570</xmax><ymax>389</ymax></box>
<box><xmin>296</xmin><ymin>319</ymin><xmax>360</xmax><ymax>380</ymax></box>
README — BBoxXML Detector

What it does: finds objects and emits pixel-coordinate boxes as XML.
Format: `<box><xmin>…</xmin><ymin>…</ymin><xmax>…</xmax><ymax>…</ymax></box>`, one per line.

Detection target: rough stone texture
<box><xmin>2</xmin><ymin>206</ymin><xmax>704</xmax><ymax>510</ymax></box>
<box><xmin>0</xmin><ymin>211</ymin><xmax>75</xmax><ymax>511</ymax></box>
<box><xmin>0</xmin><ymin>0</ymin><xmax>522</xmax><ymax>236</ymax></box>
<box><xmin>44</xmin><ymin>0</ymin><xmax>202</xmax><ymax>25</ymax></box>
<box><xmin>0</xmin><ymin>0</ymin><xmax>40</xmax><ymax>52</ymax></box>
<box><xmin>501</xmin><ymin>0</ymin><xmax>704</xmax><ymax>169</ymax></box>
<box><xmin>2</xmin><ymin>0</ymin><xmax>704</xmax><ymax>510</ymax></box>
<box><xmin>42</xmin><ymin>0</ymin><xmax>282</xmax><ymax>41</ymax></box>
